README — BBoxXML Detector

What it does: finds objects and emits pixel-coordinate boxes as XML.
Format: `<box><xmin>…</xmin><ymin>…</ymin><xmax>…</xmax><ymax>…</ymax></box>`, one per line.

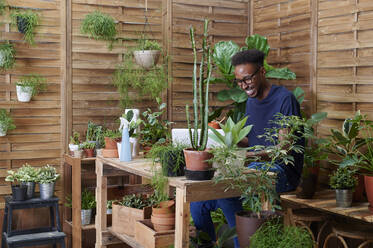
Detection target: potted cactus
<box><xmin>183</xmin><ymin>19</ymin><xmax>214</xmax><ymax>180</ymax></box>
<box><xmin>37</xmin><ymin>165</ymin><xmax>60</xmax><ymax>200</ymax></box>
<box><xmin>0</xmin><ymin>109</ymin><xmax>16</xmax><ymax>137</ymax></box>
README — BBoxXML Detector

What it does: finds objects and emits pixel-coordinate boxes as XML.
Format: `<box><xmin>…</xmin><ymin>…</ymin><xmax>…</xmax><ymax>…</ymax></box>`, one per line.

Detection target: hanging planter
<box><xmin>0</xmin><ymin>43</ymin><xmax>16</xmax><ymax>70</ymax></box>
<box><xmin>133</xmin><ymin>40</ymin><xmax>161</xmax><ymax>69</ymax></box>
<box><xmin>16</xmin><ymin>74</ymin><xmax>46</xmax><ymax>102</ymax></box>
<box><xmin>0</xmin><ymin>109</ymin><xmax>16</xmax><ymax>137</ymax></box>
<box><xmin>11</xmin><ymin>10</ymin><xmax>39</xmax><ymax>45</ymax></box>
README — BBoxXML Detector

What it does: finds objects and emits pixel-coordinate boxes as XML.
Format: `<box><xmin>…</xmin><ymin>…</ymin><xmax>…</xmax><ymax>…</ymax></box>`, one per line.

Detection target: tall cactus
<box><xmin>186</xmin><ymin>19</ymin><xmax>212</xmax><ymax>151</ymax></box>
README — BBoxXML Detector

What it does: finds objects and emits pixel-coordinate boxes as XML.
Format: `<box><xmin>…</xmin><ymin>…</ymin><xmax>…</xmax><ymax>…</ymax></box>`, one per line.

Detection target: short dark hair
<box><xmin>231</xmin><ymin>49</ymin><xmax>265</xmax><ymax>67</ymax></box>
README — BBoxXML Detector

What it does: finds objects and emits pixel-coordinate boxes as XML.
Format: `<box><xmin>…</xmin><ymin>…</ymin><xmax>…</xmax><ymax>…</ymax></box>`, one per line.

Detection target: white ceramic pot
<box><xmin>106</xmin><ymin>208</ymin><xmax>112</xmax><ymax>215</ymax></box>
<box><xmin>172</xmin><ymin>128</ymin><xmax>225</xmax><ymax>148</ymax></box>
<box><xmin>0</xmin><ymin>51</ymin><xmax>5</xmax><ymax>67</ymax></box>
<box><xmin>69</xmin><ymin>144</ymin><xmax>79</xmax><ymax>152</ymax></box>
<box><xmin>129</xmin><ymin>137</ymin><xmax>139</xmax><ymax>157</ymax></box>
<box><xmin>0</xmin><ymin>123</ymin><xmax>6</xmax><ymax>137</ymax></box>
<box><xmin>16</xmin><ymin>85</ymin><xmax>33</xmax><ymax>102</ymax></box>
<box><xmin>117</xmin><ymin>142</ymin><xmax>133</xmax><ymax>161</ymax></box>
<box><xmin>133</xmin><ymin>50</ymin><xmax>160</xmax><ymax>69</ymax></box>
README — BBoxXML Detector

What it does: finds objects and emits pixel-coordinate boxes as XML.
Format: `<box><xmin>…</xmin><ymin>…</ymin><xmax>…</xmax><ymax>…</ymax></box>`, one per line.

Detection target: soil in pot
<box><xmin>163</xmin><ymin>151</ymin><xmax>185</xmax><ymax>177</ymax></box>
<box><xmin>235</xmin><ymin>210</ymin><xmax>278</xmax><ymax>248</ymax></box>
<box><xmin>104</xmin><ymin>137</ymin><xmax>117</xmax><ymax>149</ymax></box>
<box><xmin>11</xmin><ymin>185</ymin><xmax>27</xmax><ymax>201</ymax></box>
<box><xmin>16</xmin><ymin>16</ymin><xmax>28</xmax><ymax>34</ymax></box>
<box><xmin>84</xmin><ymin>148</ymin><xmax>95</xmax><ymax>158</ymax></box>
<box><xmin>365</xmin><ymin>175</ymin><xmax>373</xmax><ymax>213</ymax></box>
<box><xmin>183</xmin><ymin>148</ymin><xmax>213</xmax><ymax>171</ymax></box>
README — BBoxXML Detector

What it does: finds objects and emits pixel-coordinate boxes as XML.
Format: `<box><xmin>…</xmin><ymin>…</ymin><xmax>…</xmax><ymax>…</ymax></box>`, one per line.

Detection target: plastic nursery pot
<box><xmin>104</xmin><ymin>137</ymin><xmax>117</xmax><ymax>149</ymax></box>
<box><xmin>11</xmin><ymin>184</ymin><xmax>27</xmax><ymax>201</ymax></box>
<box><xmin>84</xmin><ymin>148</ymin><xmax>95</xmax><ymax>158</ymax></box>
<box><xmin>365</xmin><ymin>175</ymin><xmax>373</xmax><ymax>213</ymax></box>
<box><xmin>208</xmin><ymin>121</ymin><xmax>221</xmax><ymax>129</ymax></box>
<box><xmin>16</xmin><ymin>16</ymin><xmax>28</xmax><ymax>34</ymax></box>
<box><xmin>21</xmin><ymin>182</ymin><xmax>36</xmax><ymax>199</ymax></box>
<box><xmin>183</xmin><ymin>148</ymin><xmax>213</xmax><ymax>171</ymax></box>
<box><xmin>133</xmin><ymin>50</ymin><xmax>160</xmax><ymax>69</ymax></box>
<box><xmin>335</xmin><ymin>189</ymin><xmax>353</xmax><ymax>208</ymax></box>
<box><xmin>185</xmin><ymin>169</ymin><xmax>215</xmax><ymax>181</ymax></box>
<box><xmin>16</xmin><ymin>85</ymin><xmax>33</xmax><ymax>102</ymax></box>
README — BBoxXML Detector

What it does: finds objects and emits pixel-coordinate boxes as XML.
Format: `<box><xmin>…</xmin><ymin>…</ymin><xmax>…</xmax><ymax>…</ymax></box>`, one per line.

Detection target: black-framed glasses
<box><xmin>234</xmin><ymin>67</ymin><xmax>261</xmax><ymax>85</ymax></box>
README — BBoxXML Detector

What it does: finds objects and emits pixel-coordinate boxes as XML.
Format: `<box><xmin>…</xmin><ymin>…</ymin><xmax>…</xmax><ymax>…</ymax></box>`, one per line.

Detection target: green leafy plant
<box><xmin>11</xmin><ymin>10</ymin><xmax>39</xmax><ymax>45</ymax></box>
<box><xmin>103</xmin><ymin>129</ymin><xmax>121</xmax><ymax>139</ymax></box>
<box><xmin>190</xmin><ymin>225</ymin><xmax>237</xmax><ymax>248</ymax></box>
<box><xmin>70</xmin><ymin>131</ymin><xmax>80</xmax><ymax>145</ymax></box>
<box><xmin>0</xmin><ymin>43</ymin><xmax>16</xmax><ymax>70</ymax></box>
<box><xmin>17</xmin><ymin>164</ymin><xmax>39</xmax><ymax>182</ymax></box>
<box><xmin>150</xmin><ymin>169</ymin><xmax>169</xmax><ymax>206</ymax></box>
<box><xmin>250</xmin><ymin>218</ymin><xmax>314</xmax><ymax>248</ymax></box>
<box><xmin>329</xmin><ymin>167</ymin><xmax>357</xmax><ymax>190</ymax></box>
<box><xmin>80</xmin><ymin>10</ymin><xmax>117</xmax><ymax>50</ymax></box>
<box><xmin>16</xmin><ymin>74</ymin><xmax>47</xmax><ymax>97</ymax></box>
<box><xmin>81</xmin><ymin>190</ymin><xmax>96</xmax><ymax>210</ymax></box>
<box><xmin>186</xmin><ymin>19</ymin><xmax>212</xmax><ymax>151</ymax></box>
<box><xmin>116</xmin><ymin>194</ymin><xmax>153</xmax><ymax>209</ymax></box>
<box><xmin>121</xmin><ymin>110</ymin><xmax>141</xmax><ymax>138</ymax></box>
<box><xmin>138</xmin><ymin>99</ymin><xmax>172</xmax><ymax>147</ymax></box>
<box><xmin>37</xmin><ymin>165</ymin><xmax>60</xmax><ymax>184</ymax></box>
<box><xmin>137</xmin><ymin>38</ymin><xmax>161</xmax><ymax>51</ymax></box>
<box><xmin>0</xmin><ymin>109</ymin><xmax>16</xmax><ymax>134</ymax></box>
<box><xmin>81</xmin><ymin>141</ymin><xmax>95</xmax><ymax>150</ymax></box>
<box><xmin>107</xmin><ymin>200</ymin><xmax>114</xmax><ymax>210</ymax></box>
<box><xmin>113</xmin><ymin>52</ymin><xmax>168</xmax><ymax>109</ymax></box>
<box><xmin>0</xmin><ymin>0</ymin><xmax>6</xmax><ymax>16</ymax></box>
<box><xmin>86</xmin><ymin>121</ymin><xmax>103</xmax><ymax>142</ymax></box>
<box><xmin>5</xmin><ymin>170</ymin><xmax>22</xmax><ymax>184</ymax></box>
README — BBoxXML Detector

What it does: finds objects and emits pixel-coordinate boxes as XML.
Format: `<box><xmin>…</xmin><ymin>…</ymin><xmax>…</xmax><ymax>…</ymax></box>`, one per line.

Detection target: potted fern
<box><xmin>80</xmin><ymin>10</ymin><xmax>117</xmax><ymax>50</ymax></box>
<box><xmin>17</xmin><ymin>164</ymin><xmax>39</xmax><ymax>199</ymax></box>
<box><xmin>37</xmin><ymin>165</ymin><xmax>60</xmax><ymax>200</ymax></box>
<box><xmin>133</xmin><ymin>38</ymin><xmax>161</xmax><ymax>69</ymax></box>
<box><xmin>11</xmin><ymin>10</ymin><xmax>39</xmax><ymax>45</ymax></box>
<box><xmin>183</xmin><ymin>19</ymin><xmax>214</xmax><ymax>180</ymax></box>
<box><xmin>0</xmin><ymin>43</ymin><xmax>16</xmax><ymax>70</ymax></box>
<box><xmin>16</xmin><ymin>74</ymin><xmax>46</xmax><ymax>102</ymax></box>
<box><xmin>5</xmin><ymin>170</ymin><xmax>27</xmax><ymax>201</ymax></box>
<box><xmin>0</xmin><ymin>109</ymin><xmax>16</xmax><ymax>137</ymax></box>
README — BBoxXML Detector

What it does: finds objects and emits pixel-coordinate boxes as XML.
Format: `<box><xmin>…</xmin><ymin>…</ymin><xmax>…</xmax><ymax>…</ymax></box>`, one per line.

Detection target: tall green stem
<box><xmin>190</xmin><ymin>26</ymin><xmax>198</xmax><ymax>148</ymax></box>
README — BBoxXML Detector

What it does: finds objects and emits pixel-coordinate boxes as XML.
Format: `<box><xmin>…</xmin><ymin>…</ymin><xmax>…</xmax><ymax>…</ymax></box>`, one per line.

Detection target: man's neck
<box><xmin>256</xmin><ymin>81</ymin><xmax>272</xmax><ymax>101</ymax></box>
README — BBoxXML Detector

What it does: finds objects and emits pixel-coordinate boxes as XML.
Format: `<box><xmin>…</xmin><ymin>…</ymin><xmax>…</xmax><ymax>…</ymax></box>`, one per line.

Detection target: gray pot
<box><xmin>21</xmin><ymin>182</ymin><xmax>35</xmax><ymax>199</ymax></box>
<box><xmin>81</xmin><ymin>209</ymin><xmax>92</xmax><ymax>225</ymax></box>
<box><xmin>336</xmin><ymin>189</ymin><xmax>353</xmax><ymax>208</ymax></box>
<box><xmin>39</xmin><ymin>182</ymin><xmax>55</xmax><ymax>199</ymax></box>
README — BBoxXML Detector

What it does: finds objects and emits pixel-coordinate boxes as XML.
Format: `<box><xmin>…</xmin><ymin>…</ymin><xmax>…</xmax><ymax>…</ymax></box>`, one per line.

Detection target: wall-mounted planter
<box><xmin>16</xmin><ymin>16</ymin><xmax>28</xmax><ymax>34</ymax></box>
<box><xmin>0</xmin><ymin>123</ymin><xmax>6</xmax><ymax>137</ymax></box>
<box><xmin>133</xmin><ymin>50</ymin><xmax>160</xmax><ymax>69</ymax></box>
<box><xmin>16</xmin><ymin>85</ymin><xmax>33</xmax><ymax>102</ymax></box>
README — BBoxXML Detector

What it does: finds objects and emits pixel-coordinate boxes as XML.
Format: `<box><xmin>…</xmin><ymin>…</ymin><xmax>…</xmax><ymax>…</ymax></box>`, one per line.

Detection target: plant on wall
<box><xmin>0</xmin><ymin>109</ymin><xmax>16</xmax><ymax>137</ymax></box>
<box><xmin>16</xmin><ymin>74</ymin><xmax>47</xmax><ymax>102</ymax></box>
<box><xmin>0</xmin><ymin>43</ymin><xmax>15</xmax><ymax>70</ymax></box>
<box><xmin>211</xmin><ymin>34</ymin><xmax>296</xmax><ymax>122</ymax></box>
<box><xmin>11</xmin><ymin>10</ymin><xmax>39</xmax><ymax>45</ymax></box>
<box><xmin>80</xmin><ymin>10</ymin><xmax>117</xmax><ymax>50</ymax></box>
<box><xmin>0</xmin><ymin>0</ymin><xmax>6</xmax><ymax>16</ymax></box>
<box><xmin>133</xmin><ymin>35</ymin><xmax>162</xmax><ymax>69</ymax></box>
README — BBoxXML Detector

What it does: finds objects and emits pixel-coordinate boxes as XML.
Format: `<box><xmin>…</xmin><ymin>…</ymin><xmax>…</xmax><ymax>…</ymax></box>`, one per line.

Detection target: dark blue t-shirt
<box><xmin>245</xmin><ymin>84</ymin><xmax>304</xmax><ymax>189</ymax></box>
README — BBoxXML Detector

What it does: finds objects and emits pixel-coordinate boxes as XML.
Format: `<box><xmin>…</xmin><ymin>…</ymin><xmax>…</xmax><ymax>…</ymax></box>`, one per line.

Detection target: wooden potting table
<box><xmin>95</xmin><ymin>156</ymin><xmax>243</xmax><ymax>248</ymax></box>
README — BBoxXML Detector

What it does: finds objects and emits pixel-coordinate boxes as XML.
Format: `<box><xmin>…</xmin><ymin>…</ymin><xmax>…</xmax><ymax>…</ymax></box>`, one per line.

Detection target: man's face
<box><xmin>234</xmin><ymin>63</ymin><xmax>265</xmax><ymax>98</ymax></box>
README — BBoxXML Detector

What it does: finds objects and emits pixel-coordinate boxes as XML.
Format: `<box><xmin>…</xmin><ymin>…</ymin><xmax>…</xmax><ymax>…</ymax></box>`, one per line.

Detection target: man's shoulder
<box><xmin>273</xmin><ymin>85</ymin><xmax>293</xmax><ymax>97</ymax></box>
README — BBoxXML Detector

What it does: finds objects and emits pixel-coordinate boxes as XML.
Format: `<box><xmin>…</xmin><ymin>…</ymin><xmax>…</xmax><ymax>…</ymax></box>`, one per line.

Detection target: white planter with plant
<box><xmin>0</xmin><ymin>43</ymin><xmax>16</xmax><ymax>70</ymax></box>
<box><xmin>0</xmin><ymin>109</ymin><xmax>16</xmax><ymax>137</ymax></box>
<box><xmin>37</xmin><ymin>165</ymin><xmax>60</xmax><ymax>200</ymax></box>
<box><xmin>133</xmin><ymin>40</ymin><xmax>161</xmax><ymax>69</ymax></box>
<box><xmin>69</xmin><ymin>131</ymin><xmax>80</xmax><ymax>152</ymax></box>
<box><xmin>16</xmin><ymin>74</ymin><xmax>46</xmax><ymax>103</ymax></box>
<box><xmin>81</xmin><ymin>190</ymin><xmax>96</xmax><ymax>225</ymax></box>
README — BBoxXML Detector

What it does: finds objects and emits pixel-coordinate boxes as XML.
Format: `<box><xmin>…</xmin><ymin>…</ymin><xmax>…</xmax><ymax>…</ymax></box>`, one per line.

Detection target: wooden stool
<box><xmin>290</xmin><ymin>208</ymin><xmax>329</xmax><ymax>248</ymax></box>
<box><xmin>323</xmin><ymin>222</ymin><xmax>373</xmax><ymax>248</ymax></box>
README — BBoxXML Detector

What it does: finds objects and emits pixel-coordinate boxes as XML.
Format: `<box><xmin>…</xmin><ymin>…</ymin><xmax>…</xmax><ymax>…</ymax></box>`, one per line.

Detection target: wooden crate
<box><xmin>112</xmin><ymin>203</ymin><xmax>152</xmax><ymax>237</ymax></box>
<box><xmin>135</xmin><ymin>220</ymin><xmax>174</xmax><ymax>248</ymax></box>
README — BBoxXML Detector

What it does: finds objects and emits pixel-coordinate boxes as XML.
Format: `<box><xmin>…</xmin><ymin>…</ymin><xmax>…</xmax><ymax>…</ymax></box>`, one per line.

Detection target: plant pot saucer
<box><xmin>185</xmin><ymin>169</ymin><xmax>215</xmax><ymax>181</ymax></box>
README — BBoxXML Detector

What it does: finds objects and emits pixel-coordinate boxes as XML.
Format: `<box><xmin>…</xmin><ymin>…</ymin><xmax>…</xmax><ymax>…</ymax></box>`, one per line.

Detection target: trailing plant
<box><xmin>250</xmin><ymin>218</ymin><xmax>314</xmax><ymax>248</ymax></box>
<box><xmin>116</xmin><ymin>194</ymin><xmax>153</xmax><ymax>209</ymax></box>
<box><xmin>17</xmin><ymin>164</ymin><xmax>39</xmax><ymax>182</ymax></box>
<box><xmin>121</xmin><ymin>110</ymin><xmax>141</xmax><ymax>138</ymax></box>
<box><xmin>81</xmin><ymin>190</ymin><xmax>96</xmax><ymax>210</ymax></box>
<box><xmin>0</xmin><ymin>0</ymin><xmax>6</xmax><ymax>16</ymax></box>
<box><xmin>329</xmin><ymin>167</ymin><xmax>357</xmax><ymax>190</ymax></box>
<box><xmin>80</xmin><ymin>10</ymin><xmax>117</xmax><ymax>50</ymax></box>
<box><xmin>37</xmin><ymin>165</ymin><xmax>60</xmax><ymax>184</ymax></box>
<box><xmin>186</xmin><ymin>19</ymin><xmax>212</xmax><ymax>151</ymax></box>
<box><xmin>11</xmin><ymin>10</ymin><xmax>39</xmax><ymax>45</ymax></box>
<box><xmin>0</xmin><ymin>109</ymin><xmax>16</xmax><ymax>133</ymax></box>
<box><xmin>138</xmin><ymin>98</ymin><xmax>172</xmax><ymax>147</ymax></box>
<box><xmin>70</xmin><ymin>131</ymin><xmax>80</xmax><ymax>145</ymax></box>
<box><xmin>16</xmin><ymin>74</ymin><xmax>47</xmax><ymax>97</ymax></box>
<box><xmin>113</xmin><ymin>52</ymin><xmax>168</xmax><ymax>109</ymax></box>
<box><xmin>0</xmin><ymin>43</ymin><xmax>16</xmax><ymax>70</ymax></box>
<box><xmin>81</xmin><ymin>141</ymin><xmax>95</xmax><ymax>150</ymax></box>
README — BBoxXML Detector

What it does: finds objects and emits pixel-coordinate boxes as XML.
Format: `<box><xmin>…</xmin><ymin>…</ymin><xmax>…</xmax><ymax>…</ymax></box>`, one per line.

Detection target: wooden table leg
<box><xmin>72</xmin><ymin>158</ymin><xmax>82</xmax><ymax>248</ymax></box>
<box><xmin>96</xmin><ymin>158</ymin><xmax>108</xmax><ymax>248</ymax></box>
<box><xmin>175</xmin><ymin>187</ymin><xmax>190</xmax><ymax>248</ymax></box>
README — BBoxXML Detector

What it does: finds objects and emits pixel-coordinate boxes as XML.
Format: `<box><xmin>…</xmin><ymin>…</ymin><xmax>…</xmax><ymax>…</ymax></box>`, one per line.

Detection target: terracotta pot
<box><xmin>143</xmin><ymin>146</ymin><xmax>151</xmax><ymax>155</ymax></box>
<box><xmin>208</xmin><ymin>121</ymin><xmax>221</xmax><ymax>129</ymax></box>
<box><xmin>151</xmin><ymin>200</ymin><xmax>175</xmax><ymax>231</ymax></box>
<box><xmin>353</xmin><ymin>174</ymin><xmax>365</xmax><ymax>202</ymax></box>
<box><xmin>102</xmin><ymin>149</ymin><xmax>118</xmax><ymax>158</ymax></box>
<box><xmin>84</xmin><ymin>148</ymin><xmax>95</xmax><ymax>158</ymax></box>
<box><xmin>235</xmin><ymin>211</ymin><xmax>277</xmax><ymax>248</ymax></box>
<box><xmin>183</xmin><ymin>148</ymin><xmax>213</xmax><ymax>171</ymax></box>
<box><xmin>104</xmin><ymin>137</ymin><xmax>117</xmax><ymax>149</ymax></box>
<box><xmin>151</xmin><ymin>214</ymin><xmax>175</xmax><ymax>225</ymax></box>
<box><xmin>152</xmin><ymin>200</ymin><xmax>175</xmax><ymax>215</ymax></box>
<box><xmin>296</xmin><ymin>166</ymin><xmax>319</xmax><ymax>199</ymax></box>
<box><xmin>365</xmin><ymin>175</ymin><xmax>373</xmax><ymax>213</ymax></box>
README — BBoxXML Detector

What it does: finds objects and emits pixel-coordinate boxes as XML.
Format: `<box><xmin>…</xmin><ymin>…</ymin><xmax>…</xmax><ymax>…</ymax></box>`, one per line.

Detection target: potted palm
<box><xmin>133</xmin><ymin>38</ymin><xmax>161</xmax><ymax>69</ymax></box>
<box><xmin>17</xmin><ymin>164</ymin><xmax>39</xmax><ymax>199</ymax></box>
<box><xmin>5</xmin><ymin>170</ymin><xmax>27</xmax><ymax>201</ymax></box>
<box><xmin>183</xmin><ymin>19</ymin><xmax>213</xmax><ymax>179</ymax></box>
<box><xmin>16</xmin><ymin>74</ymin><xmax>46</xmax><ymax>102</ymax></box>
<box><xmin>0</xmin><ymin>109</ymin><xmax>16</xmax><ymax>137</ymax></box>
<box><xmin>0</xmin><ymin>43</ymin><xmax>16</xmax><ymax>70</ymax></box>
<box><xmin>11</xmin><ymin>10</ymin><xmax>39</xmax><ymax>45</ymax></box>
<box><xmin>329</xmin><ymin>167</ymin><xmax>357</xmax><ymax>208</ymax></box>
<box><xmin>37</xmin><ymin>165</ymin><xmax>60</xmax><ymax>200</ymax></box>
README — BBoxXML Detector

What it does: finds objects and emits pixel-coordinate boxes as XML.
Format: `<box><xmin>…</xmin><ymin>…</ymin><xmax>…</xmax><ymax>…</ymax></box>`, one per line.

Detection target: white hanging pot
<box><xmin>0</xmin><ymin>51</ymin><xmax>5</xmax><ymax>67</ymax></box>
<box><xmin>0</xmin><ymin>123</ymin><xmax>6</xmax><ymax>137</ymax></box>
<box><xmin>133</xmin><ymin>50</ymin><xmax>160</xmax><ymax>69</ymax></box>
<box><xmin>16</xmin><ymin>85</ymin><xmax>33</xmax><ymax>102</ymax></box>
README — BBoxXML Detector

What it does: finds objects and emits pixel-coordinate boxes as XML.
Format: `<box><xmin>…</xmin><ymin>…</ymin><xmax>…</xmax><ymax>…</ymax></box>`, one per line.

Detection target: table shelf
<box><xmin>64</xmin><ymin>220</ymin><xmax>95</xmax><ymax>231</ymax></box>
<box><xmin>108</xmin><ymin>227</ymin><xmax>143</xmax><ymax>248</ymax></box>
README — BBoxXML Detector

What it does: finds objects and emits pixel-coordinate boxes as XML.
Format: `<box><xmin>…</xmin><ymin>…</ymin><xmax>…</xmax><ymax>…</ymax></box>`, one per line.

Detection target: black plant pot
<box><xmin>16</xmin><ymin>16</ymin><xmax>28</xmax><ymax>34</ymax></box>
<box><xmin>296</xmin><ymin>173</ymin><xmax>318</xmax><ymax>199</ymax></box>
<box><xmin>163</xmin><ymin>151</ymin><xmax>185</xmax><ymax>177</ymax></box>
<box><xmin>11</xmin><ymin>185</ymin><xmax>27</xmax><ymax>201</ymax></box>
<box><xmin>185</xmin><ymin>169</ymin><xmax>215</xmax><ymax>181</ymax></box>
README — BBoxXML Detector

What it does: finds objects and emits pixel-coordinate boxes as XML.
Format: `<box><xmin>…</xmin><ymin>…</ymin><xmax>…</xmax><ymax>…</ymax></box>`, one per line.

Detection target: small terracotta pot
<box><xmin>151</xmin><ymin>200</ymin><xmax>175</xmax><ymax>231</ymax></box>
<box><xmin>143</xmin><ymin>146</ymin><xmax>151</xmax><ymax>155</ymax></box>
<box><xmin>365</xmin><ymin>175</ymin><xmax>373</xmax><ymax>213</ymax></box>
<box><xmin>104</xmin><ymin>137</ymin><xmax>117</xmax><ymax>149</ymax></box>
<box><xmin>84</xmin><ymin>148</ymin><xmax>95</xmax><ymax>158</ymax></box>
<box><xmin>152</xmin><ymin>200</ymin><xmax>175</xmax><ymax>215</ymax></box>
<box><xmin>208</xmin><ymin>121</ymin><xmax>221</xmax><ymax>129</ymax></box>
<box><xmin>151</xmin><ymin>214</ymin><xmax>175</xmax><ymax>225</ymax></box>
<box><xmin>183</xmin><ymin>148</ymin><xmax>213</xmax><ymax>171</ymax></box>
<box><xmin>102</xmin><ymin>149</ymin><xmax>118</xmax><ymax>158</ymax></box>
